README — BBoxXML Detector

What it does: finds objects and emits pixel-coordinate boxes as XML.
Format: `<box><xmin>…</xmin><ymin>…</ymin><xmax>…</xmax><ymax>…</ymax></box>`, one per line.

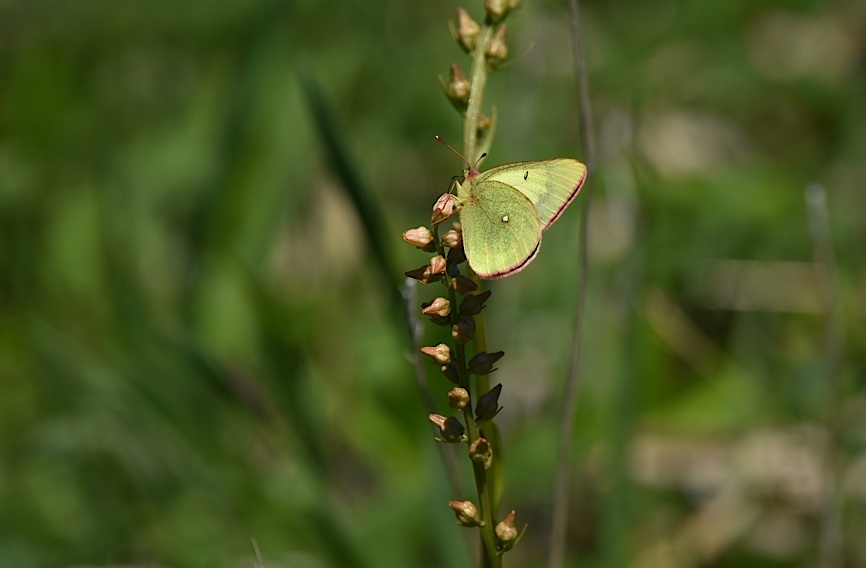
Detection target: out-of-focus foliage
<box><xmin>1</xmin><ymin>0</ymin><xmax>864</xmax><ymax>567</ymax></box>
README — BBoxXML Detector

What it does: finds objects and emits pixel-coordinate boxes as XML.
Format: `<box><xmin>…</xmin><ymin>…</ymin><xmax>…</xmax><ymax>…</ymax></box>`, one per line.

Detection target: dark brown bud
<box><xmin>448</xmin><ymin>500</ymin><xmax>484</xmax><ymax>527</ymax></box>
<box><xmin>421</xmin><ymin>297</ymin><xmax>451</xmax><ymax>319</ymax></box>
<box><xmin>402</xmin><ymin>226</ymin><xmax>436</xmax><ymax>251</ymax></box>
<box><xmin>459</xmin><ymin>290</ymin><xmax>492</xmax><ymax>316</ymax></box>
<box><xmin>474</xmin><ymin>383</ymin><xmax>503</xmax><ymax>422</ymax></box>
<box><xmin>448</xmin><ymin>387</ymin><xmax>470</xmax><ymax>410</ymax></box>
<box><xmin>421</xmin><ymin>343</ymin><xmax>451</xmax><ymax>365</ymax></box>
<box><xmin>429</xmin><ymin>414</ymin><xmax>466</xmax><ymax>443</ymax></box>
<box><xmin>446</xmin><ymin>245</ymin><xmax>466</xmax><ymax>268</ymax></box>
<box><xmin>452</xmin><ymin>315</ymin><xmax>475</xmax><ymax>344</ymax></box>
<box><xmin>485</xmin><ymin>25</ymin><xmax>508</xmax><ymax>67</ymax></box>
<box><xmin>405</xmin><ymin>264</ymin><xmax>443</xmax><ymax>284</ymax></box>
<box><xmin>456</xmin><ymin>8</ymin><xmax>481</xmax><ymax>52</ymax></box>
<box><xmin>432</xmin><ymin>193</ymin><xmax>457</xmax><ymax>225</ymax></box>
<box><xmin>441</xmin><ymin>364</ymin><xmax>460</xmax><ymax>384</ymax></box>
<box><xmin>452</xmin><ymin>274</ymin><xmax>478</xmax><ymax>294</ymax></box>
<box><xmin>495</xmin><ymin>510</ymin><xmax>519</xmax><ymax>551</ymax></box>
<box><xmin>469</xmin><ymin>436</ymin><xmax>493</xmax><ymax>469</ymax></box>
<box><xmin>467</xmin><ymin>350</ymin><xmax>504</xmax><ymax>375</ymax></box>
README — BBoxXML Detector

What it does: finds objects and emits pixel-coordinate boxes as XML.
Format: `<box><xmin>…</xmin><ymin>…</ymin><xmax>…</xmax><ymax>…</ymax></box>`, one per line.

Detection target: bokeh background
<box><xmin>1</xmin><ymin>0</ymin><xmax>865</xmax><ymax>567</ymax></box>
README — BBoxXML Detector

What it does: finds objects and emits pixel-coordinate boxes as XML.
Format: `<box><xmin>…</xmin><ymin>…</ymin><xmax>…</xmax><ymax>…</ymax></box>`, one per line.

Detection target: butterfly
<box><xmin>452</xmin><ymin>155</ymin><xmax>587</xmax><ymax>279</ymax></box>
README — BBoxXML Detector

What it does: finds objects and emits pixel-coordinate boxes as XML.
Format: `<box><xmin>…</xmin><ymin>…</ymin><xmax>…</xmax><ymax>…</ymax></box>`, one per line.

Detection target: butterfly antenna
<box><xmin>473</xmin><ymin>152</ymin><xmax>487</xmax><ymax>170</ymax></box>
<box><xmin>435</xmin><ymin>135</ymin><xmax>471</xmax><ymax>169</ymax></box>
<box><xmin>435</xmin><ymin>135</ymin><xmax>487</xmax><ymax>173</ymax></box>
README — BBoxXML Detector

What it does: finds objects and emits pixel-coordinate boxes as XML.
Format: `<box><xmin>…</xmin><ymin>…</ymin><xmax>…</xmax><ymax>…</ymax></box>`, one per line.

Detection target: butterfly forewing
<box><xmin>459</xmin><ymin>180</ymin><xmax>542</xmax><ymax>279</ymax></box>
<box><xmin>478</xmin><ymin>159</ymin><xmax>587</xmax><ymax>230</ymax></box>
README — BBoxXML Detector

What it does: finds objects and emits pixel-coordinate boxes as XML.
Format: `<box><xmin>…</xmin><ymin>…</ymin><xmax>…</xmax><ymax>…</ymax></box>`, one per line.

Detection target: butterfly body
<box><xmin>454</xmin><ymin>159</ymin><xmax>587</xmax><ymax>279</ymax></box>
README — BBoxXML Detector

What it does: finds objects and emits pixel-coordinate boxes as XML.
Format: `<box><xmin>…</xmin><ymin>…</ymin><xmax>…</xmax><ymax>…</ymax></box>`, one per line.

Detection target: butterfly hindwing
<box><xmin>459</xmin><ymin>180</ymin><xmax>542</xmax><ymax>279</ymax></box>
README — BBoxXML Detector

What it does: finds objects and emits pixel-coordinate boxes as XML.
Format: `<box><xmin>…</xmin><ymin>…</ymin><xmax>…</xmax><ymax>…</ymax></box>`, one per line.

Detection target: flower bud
<box><xmin>442</xmin><ymin>228</ymin><xmax>462</xmax><ymax>249</ymax></box>
<box><xmin>452</xmin><ymin>274</ymin><xmax>478</xmax><ymax>294</ymax></box>
<box><xmin>405</xmin><ymin>264</ymin><xmax>443</xmax><ymax>284</ymax></box>
<box><xmin>429</xmin><ymin>414</ymin><xmax>466</xmax><ymax>443</ymax></box>
<box><xmin>441</xmin><ymin>364</ymin><xmax>460</xmax><ymax>384</ymax></box>
<box><xmin>421</xmin><ymin>343</ymin><xmax>451</xmax><ymax>365</ymax></box>
<box><xmin>474</xmin><ymin>383</ymin><xmax>503</xmax><ymax>422</ymax></box>
<box><xmin>485</xmin><ymin>25</ymin><xmax>509</xmax><ymax>67</ymax></box>
<box><xmin>448</xmin><ymin>500</ymin><xmax>484</xmax><ymax>527</ymax></box>
<box><xmin>421</xmin><ymin>297</ymin><xmax>451</xmax><ymax>319</ymax></box>
<box><xmin>467</xmin><ymin>350</ymin><xmax>504</xmax><ymax>375</ymax></box>
<box><xmin>448</xmin><ymin>387</ymin><xmax>470</xmax><ymax>410</ymax></box>
<box><xmin>444</xmin><ymin>64</ymin><xmax>471</xmax><ymax>109</ymax></box>
<box><xmin>495</xmin><ymin>510</ymin><xmax>519</xmax><ymax>551</ymax></box>
<box><xmin>456</xmin><ymin>8</ymin><xmax>481</xmax><ymax>53</ymax></box>
<box><xmin>459</xmin><ymin>290</ymin><xmax>492</xmax><ymax>316</ymax></box>
<box><xmin>452</xmin><ymin>315</ymin><xmax>475</xmax><ymax>344</ymax></box>
<box><xmin>402</xmin><ymin>226</ymin><xmax>436</xmax><ymax>251</ymax></box>
<box><xmin>485</xmin><ymin>0</ymin><xmax>509</xmax><ymax>23</ymax></box>
<box><xmin>469</xmin><ymin>436</ymin><xmax>493</xmax><ymax>469</ymax></box>
<box><xmin>432</xmin><ymin>193</ymin><xmax>457</xmax><ymax>224</ymax></box>
<box><xmin>476</xmin><ymin>112</ymin><xmax>492</xmax><ymax>135</ymax></box>
<box><xmin>429</xmin><ymin>255</ymin><xmax>447</xmax><ymax>276</ymax></box>
<box><xmin>447</xmin><ymin>245</ymin><xmax>466</xmax><ymax>267</ymax></box>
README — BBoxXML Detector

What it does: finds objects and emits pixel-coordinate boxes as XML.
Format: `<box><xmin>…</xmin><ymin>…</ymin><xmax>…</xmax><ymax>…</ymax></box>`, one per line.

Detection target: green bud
<box><xmin>448</xmin><ymin>500</ymin><xmax>484</xmax><ymax>527</ymax></box>
<box><xmin>485</xmin><ymin>25</ymin><xmax>508</xmax><ymax>67</ymax></box>
<box><xmin>495</xmin><ymin>510</ymin><xmax>519</xmax><ymax>551</ymax></box>
<box><xmin>485</xmin><ymin>0</ymin><xmax>509</xmax><ymax>24</ymax></box>
<box><xmin>456</xmin><ymin>8</ymin><xmax>481</xmax><ymax>52</ymax></box>
<box><xmin>444</xmin><ymin>64</ymin><xmax>472</xmax><ymax>109</ymax></box>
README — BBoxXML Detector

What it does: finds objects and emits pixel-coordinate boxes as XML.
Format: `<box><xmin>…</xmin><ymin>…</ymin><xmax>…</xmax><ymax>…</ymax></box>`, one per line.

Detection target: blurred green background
<box><xmin>1</xmin><ymin>0</ymin><xmax>865</xmax><ymax>567</ymax></box>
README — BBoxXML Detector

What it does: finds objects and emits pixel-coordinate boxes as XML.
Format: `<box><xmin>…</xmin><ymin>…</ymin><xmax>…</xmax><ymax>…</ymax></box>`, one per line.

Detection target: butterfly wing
<box><xmin>477</xmin><ymin>159</ymin><xmax>587</xmax><ymax>231</ymax></box>
<box><xmin>459</xmin><ymin>180</ymin><xmax>542</xmax><ymax>279</ymax></box>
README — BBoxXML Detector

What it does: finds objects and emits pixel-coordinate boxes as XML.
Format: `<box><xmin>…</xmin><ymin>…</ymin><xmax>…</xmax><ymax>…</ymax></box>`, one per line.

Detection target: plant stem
<box><xmin>460</xmin><ymin>22</ymin><xmax>503</xmax><ymax>568</ymax></box>
<box><xmin>463</xmin><ymin>26</ymin><xmax>495</xmax><ymax>165</ymax></box>
<box><xmin>806</xmin><ymin>184</ymin><xmax>845</xmax><ymax>568</ymax></box>
<box><xmin>463</xmin><ymin>407</ymin><xmax>501</xmax><ymax>568</ymax></box>
<box><xmin>433</xmin><ymin>223</ymin><xmax>502</xmax><ymax>568</ymax></box>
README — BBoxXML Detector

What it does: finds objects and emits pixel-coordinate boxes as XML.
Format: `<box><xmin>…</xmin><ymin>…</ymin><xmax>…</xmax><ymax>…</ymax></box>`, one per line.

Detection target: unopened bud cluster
<box><xmin>404</xmin><ymin>221</ymin><xmax>505</xmax><ymax>425</ymax></box>
<box><xmin>440</xmin><ymin>3</ymin><xmax>518</xmax><ymax>129</ymax></box>
<box><xmin>403</xmin><ymin>216</ymin><xmax>516</xmax><ymax>550</ymax></box>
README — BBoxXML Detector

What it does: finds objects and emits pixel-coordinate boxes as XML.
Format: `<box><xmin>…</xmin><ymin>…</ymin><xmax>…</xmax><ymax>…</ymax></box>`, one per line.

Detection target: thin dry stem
<box><xmin>549</xmin><ymin>0</ymin><xmax>596</xmax><ymax>567</ymax></box>
<box><xmin>806</xmin><ymin>184</ymin><xmax>845</xmax><ymax>568</ymax></box>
